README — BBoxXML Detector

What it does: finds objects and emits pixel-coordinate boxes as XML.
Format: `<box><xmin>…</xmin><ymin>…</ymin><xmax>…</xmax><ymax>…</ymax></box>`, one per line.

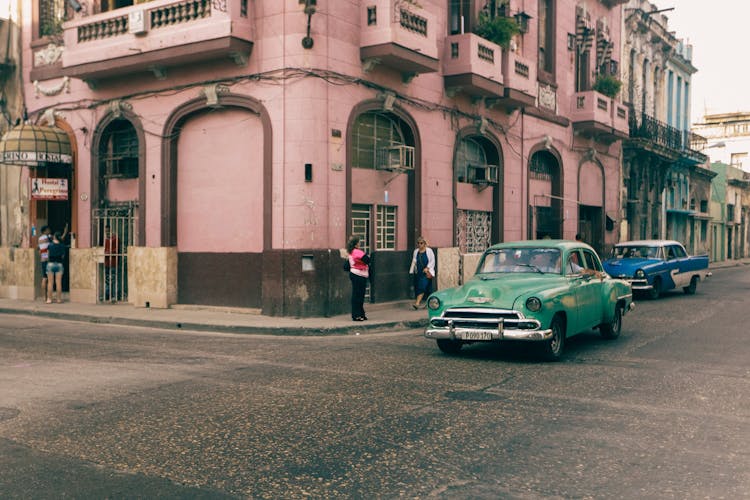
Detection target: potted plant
<box><xmin>592</xmin><ymin>74</ymin><xmax>623</xmax><ymax>98</ymax></box>
<box><xmin>473</xmin><ymin>11</ymin><xmax>520</xmax><ymax>49</ymax></box>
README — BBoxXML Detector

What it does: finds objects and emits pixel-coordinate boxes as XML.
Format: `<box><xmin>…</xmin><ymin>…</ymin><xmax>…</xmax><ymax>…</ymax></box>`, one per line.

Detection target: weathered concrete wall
<box><xmin>69</xmin><ymin>248</ymin><xmax>97</xmax><ymax>303</ymax></box>
<box><xmin>462</xmin><ymin>253</ymin><xmax>482</xmax><ymax>285</ymax></box>
<box><xmin>128</xmin><ymin>247</ymin><xmax>177</xmax><ymax>308</ymax></box>
<box><xmin>436</xmin><ymin>247</ymin><xmax>459</xmax><ymax>290</ymax></box>
<box><xmin>0</xmin><ymin>247</ymin><xmax>35</xmax><ymax>299</ymax></box>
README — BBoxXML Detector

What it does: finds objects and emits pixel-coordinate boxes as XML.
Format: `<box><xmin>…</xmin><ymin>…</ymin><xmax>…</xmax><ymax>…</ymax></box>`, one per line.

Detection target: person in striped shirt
<box><xmin>38</xmin><ymin>226</ymin><xmax>51</xmax><ymax>298</ymax></box>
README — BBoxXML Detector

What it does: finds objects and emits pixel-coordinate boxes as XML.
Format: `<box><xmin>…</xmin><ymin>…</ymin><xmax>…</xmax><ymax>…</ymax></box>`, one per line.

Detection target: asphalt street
<box><xmin>1</xmin><ymin>266</ymin><xmax>749</xmax><ymax>498</ymax></box>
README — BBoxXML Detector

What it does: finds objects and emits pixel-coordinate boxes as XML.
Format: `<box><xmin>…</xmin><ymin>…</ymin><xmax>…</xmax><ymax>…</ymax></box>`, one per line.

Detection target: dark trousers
<box><xmin>349</xmin><ymin>273</ymin><xmax>367</xmax><ymax>319</ymax></box>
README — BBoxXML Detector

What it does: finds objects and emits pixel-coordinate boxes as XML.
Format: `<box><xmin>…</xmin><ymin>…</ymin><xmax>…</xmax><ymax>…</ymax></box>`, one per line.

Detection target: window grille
<box><xmin>351</xmin><ymin>204</ymin><xmax>371</xmax><ymax>254</ymax></box>
<box><xmin>456</xmin><ymin>209</ymin><xmax>492</xmax><ymax>253</ymax></box>
<box><xmin>39</xmin><ymin>0</ymin><xmax>67</xmax><ymax>37</ymax></box>
<box><xmin>376</xmin><ymin>205</ymin><xmax>397</xmax><ymax>250</ymax></box>
<box><xmin>352</xmin><ymin>112</ymin><xmax>407</xmax><ymax>170</ymax></box>
<box><xmin>456</xmin><ymin>137</ymin><xmax>487</xmax><ymax>182</ymax></box>
<box><xmin>100</xmin><ymin>120</ymin><xmax>139</xmax><ymax>178</ymax></box>
<box><xmin>530</xmin><ymin>151</ymin><xmax>555</xmax><ymax>181</ymax></box>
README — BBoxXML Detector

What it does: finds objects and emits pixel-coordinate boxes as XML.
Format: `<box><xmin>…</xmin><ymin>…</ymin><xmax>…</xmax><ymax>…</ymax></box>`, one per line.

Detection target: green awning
<box><xmin>0</xmin><ymin>124</ymin><xmax>72</xmax><ymax>166</ymax></box>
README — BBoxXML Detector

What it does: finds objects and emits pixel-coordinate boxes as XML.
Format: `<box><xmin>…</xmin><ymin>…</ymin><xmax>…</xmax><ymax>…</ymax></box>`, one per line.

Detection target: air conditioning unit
<box><xmin>467</xmin><ymin>164</ymin><xmax>499</xmax><ymax>184</ymax></box>
<box><xmin>376</xmin><ymin>145</ymin><xmax>415</xmax><ymax>171</ymax></box>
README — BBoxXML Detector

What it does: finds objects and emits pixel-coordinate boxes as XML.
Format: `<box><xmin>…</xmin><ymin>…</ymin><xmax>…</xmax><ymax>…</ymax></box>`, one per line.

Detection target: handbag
<box><xmin>424</xmin><ymin>269</ymin><xmax>433</xmax><ymax>279</ymax></box>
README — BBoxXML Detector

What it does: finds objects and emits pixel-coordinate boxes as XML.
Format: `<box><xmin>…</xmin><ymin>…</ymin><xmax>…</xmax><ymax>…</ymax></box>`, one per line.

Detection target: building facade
<box><xmin>1</xmin><ymin>0</ymin><xmax>630</xmax><ymax>316</ymax></box>
<box><xmin>709</xmin><ymin>162</ymin><xmax>750</xmax><ymax>262</ymax></box>
<box><xmin>693</xmin><ymin>112</ymin><xmax>750</xmax><ymax>173</ymax></box>
<box><xmin>620</xmin><ymin>0</ymin><xmax>711</xmax><ymax>257</ymax></box>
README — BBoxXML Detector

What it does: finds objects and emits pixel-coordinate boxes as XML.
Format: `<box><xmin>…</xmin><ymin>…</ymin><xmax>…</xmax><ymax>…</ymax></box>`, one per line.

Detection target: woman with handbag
<box><xmin>409</xmin><ymin>237</ymin><xmax>435</xmax><ymax>309</ymax></box>
<box><xmin>347</xmin><ymin>236</ymin><xmax>370</xmax><ymax>321</ymax></box>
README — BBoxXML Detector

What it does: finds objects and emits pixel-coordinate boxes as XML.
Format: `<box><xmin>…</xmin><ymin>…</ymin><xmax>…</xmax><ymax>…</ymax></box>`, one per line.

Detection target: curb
<box><xmin>0</xmin><ymin>307</ymin><xmax>429</xmax><ymax>336</ymax></box>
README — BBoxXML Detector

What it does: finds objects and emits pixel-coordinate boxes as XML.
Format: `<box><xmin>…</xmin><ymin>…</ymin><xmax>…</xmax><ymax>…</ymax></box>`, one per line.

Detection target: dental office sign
<box><xmin>30</xmin><ymin>178</ymin><xmax>68</xmax><ymax>200</ymax></box>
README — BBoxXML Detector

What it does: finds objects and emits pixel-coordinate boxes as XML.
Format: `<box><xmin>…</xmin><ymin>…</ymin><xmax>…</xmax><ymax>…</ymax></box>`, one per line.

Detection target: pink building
<box><xmin>0</xmin><ymin>0</ymin><xmax>628</xmax><ymax>316</ymax></box>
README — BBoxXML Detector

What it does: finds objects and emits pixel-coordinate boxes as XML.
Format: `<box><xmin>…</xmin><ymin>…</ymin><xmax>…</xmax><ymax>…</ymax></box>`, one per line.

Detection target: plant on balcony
<box><xmin>473</xmin><ymin>12</ymin><xmax>520</xmax><ymax>49</ymax></box>
<box><xmin>592</xmin><ymin>74</ymin><xmax>623</xmax><ymax>98</ymax></box>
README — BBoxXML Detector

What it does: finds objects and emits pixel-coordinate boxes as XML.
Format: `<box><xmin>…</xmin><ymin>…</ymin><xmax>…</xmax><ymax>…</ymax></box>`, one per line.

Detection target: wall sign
<box><xmin>30</xmin><ymin>178</ymin><xmax>69</xmax><ymax>200</ymax></box>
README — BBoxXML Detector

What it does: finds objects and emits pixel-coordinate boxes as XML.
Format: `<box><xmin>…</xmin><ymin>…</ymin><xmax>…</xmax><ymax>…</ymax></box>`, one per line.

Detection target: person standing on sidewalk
<box><xmin>409</xmin><ymin>237</ymin><xmax>435</xmax><ymax>309</ymax></box>
<box><xmin>347</xmin><ymin>236</ymin><xmax>370</xmax><ymax>322</ymax></box>
<box><xmin>38</xmin><ymin>226</ymin><xmax>51</xmax><ymax>298</ymax></box>
<box><xmin>46</xmin><ymin>232</ymin><xmax>66</xmax><ymax>304</ymax></box>
<box><xmin>103</xmin><ymin>224</ymin><xmax>120</xmax><ymax>301</ymax></box>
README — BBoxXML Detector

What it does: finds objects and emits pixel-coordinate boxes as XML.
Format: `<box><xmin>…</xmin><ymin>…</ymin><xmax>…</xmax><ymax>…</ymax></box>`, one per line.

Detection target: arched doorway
<box><xmin>347</xmin><ymin>103</ymin><xmax>419</xmax><ymax>302</ymax></box>
<box><xmin>528</xmin><ymin>149</ymin><xmax>563</xmax><ymax>239</ymax></box>
<box><xmin>162</xmin><ymin>94</ymin><xmax>272</xmax><ymax>310</ymax></box>
<box><xmin>578</xmin><ymin>159</ymin><xmax>605</xmax><ymax>253</ymax></box>
<box><xmin>92</xmin><ymin>112</ymin><xmax>144</xmax><ymax>303</ymax></box>
<box><xmin>453</xmin><ymin>131</ymin><xmax>504</xmax><ymax>252</ymax></box>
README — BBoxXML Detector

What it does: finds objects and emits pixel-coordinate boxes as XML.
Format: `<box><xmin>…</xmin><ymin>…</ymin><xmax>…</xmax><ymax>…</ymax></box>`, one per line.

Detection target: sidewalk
<box><xmin>0</xmin><ymin>297</ymin><xmax>429</xmax><ymax>336</ymax></box>
<box><xmin>1</xmin><ymin>258</ymin><xmax>746</xmax><ymax>336</ymax></box>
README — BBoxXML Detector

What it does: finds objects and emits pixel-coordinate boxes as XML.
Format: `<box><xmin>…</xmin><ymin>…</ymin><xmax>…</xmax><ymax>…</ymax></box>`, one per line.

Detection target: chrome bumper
<box><xmin>620</xmin><ymin>278</ymin><xmax>651</xmax><ymax>291</ymax></box>
<box><xmin>424</xmin><ymin>317</ymin><xmax>553</xmax><ymax>342</ymax></box>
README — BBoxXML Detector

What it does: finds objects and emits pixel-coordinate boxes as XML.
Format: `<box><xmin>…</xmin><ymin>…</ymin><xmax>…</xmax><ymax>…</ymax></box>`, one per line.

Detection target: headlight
<box><xmin>525</xmin><ymin>297</ymin><xmax>542</xmax><ymax>312</ymax></box>
<box><xmin>635</xmin><ymin>269</ymin><xmax>645</xmax><ymax>279</ymax></box>
<box><xmin>427</xmin><ymin>296</ymin><xmax>441</xmax><ymax>310</ymax></box>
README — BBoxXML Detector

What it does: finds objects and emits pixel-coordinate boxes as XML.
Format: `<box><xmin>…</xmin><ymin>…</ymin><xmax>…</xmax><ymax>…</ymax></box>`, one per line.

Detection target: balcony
<box><xmin>501</xmin><ymin>50</ymin><xmax>536</xmax><ymax>107</ymax></box>
<box><xmin>627</xmin><ymin>111</ymin><xmax>682</xmax><ymax>159</ymax></box>
<box><xmin>61</xmin><ymin>0</ymin><xmax>254</xmax><ymax>82</ymax></box>
<box><xmin>679</xmin><ymin>131</ymin><xmax>709</xmax><ymax>166</ymax></box>
<box><xmin>443</xmin><ymin>33</ymin><xmax>504</xmax><ymax>99</ymax></box>
<box><xmin>360</xmin><ymin>0</ymin><xmax>438</xmax><ymax>81</ymax></box>
<box><xmin>570</xmin><ymin>91</ymin><xmax>628</xmax><ymax>142</ymax></box>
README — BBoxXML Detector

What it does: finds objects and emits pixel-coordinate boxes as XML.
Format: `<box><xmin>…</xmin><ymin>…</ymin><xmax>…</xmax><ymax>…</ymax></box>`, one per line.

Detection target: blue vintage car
<box><xmin>602</xmin><ymin>240</ymin><xmax>710</xmax><ymax>299</ymax></box>
<box><xmin>424</xmin><ymin>240</ymin><xmax>634</xmax><ymax>361</ymax></box>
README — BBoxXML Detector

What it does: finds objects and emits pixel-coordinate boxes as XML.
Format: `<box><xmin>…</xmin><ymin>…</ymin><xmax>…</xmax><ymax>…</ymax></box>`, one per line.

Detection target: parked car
<box><xmin>602</xmin><ymin>240</ymin><xmax>710</xmax><ymax>299</ymax></box>
<box><xmin>424</xmin><ymin>240</ymin><xmax>634</xmax><ymax>361</ymax></box>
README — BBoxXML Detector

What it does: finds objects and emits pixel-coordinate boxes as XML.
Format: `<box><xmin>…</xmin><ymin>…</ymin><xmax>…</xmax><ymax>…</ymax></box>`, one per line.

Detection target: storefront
<box><xmin>0</xmin><ymin>122</ymin><xmax>74</xmax><ymax>298</ymax></box>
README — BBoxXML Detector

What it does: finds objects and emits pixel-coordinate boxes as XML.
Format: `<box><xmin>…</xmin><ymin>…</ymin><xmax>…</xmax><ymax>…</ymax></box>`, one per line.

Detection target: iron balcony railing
<box><xmin>629</xmin><ymin>111</ymin><xmax>682</xmax><ymax>150</ymax></box>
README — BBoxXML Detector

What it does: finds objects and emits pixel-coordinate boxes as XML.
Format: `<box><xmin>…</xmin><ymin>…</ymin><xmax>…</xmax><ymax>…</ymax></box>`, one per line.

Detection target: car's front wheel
<box><xmin>436</xmin><ymin>339</ymin><xmax>463</xmax><ymax>355</ymax></box>
<box><xmin>683</xmin><ymin>276</ymin><xmax>698</xmax><ymax>295</ymax></box>
<box><xmin>599</xmin><ymin>304</ymin><xmax>623</xmax><ymax>339</ymax></box>
<box><xmin>647</xmin><ymin>277</ymin><xmax>661</xmax><ymax>300</ymax></box>
<box><xmin>540</xmin><ymin>315</ymin><xmax>565</xmax><ymax>361</ymax></box>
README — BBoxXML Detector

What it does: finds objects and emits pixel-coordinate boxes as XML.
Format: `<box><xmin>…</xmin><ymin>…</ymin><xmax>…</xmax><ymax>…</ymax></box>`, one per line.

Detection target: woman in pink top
<box><xmin>347</xmin><ymin>236</ymin><xmax>370</xmax><ymax>321</ymax></box>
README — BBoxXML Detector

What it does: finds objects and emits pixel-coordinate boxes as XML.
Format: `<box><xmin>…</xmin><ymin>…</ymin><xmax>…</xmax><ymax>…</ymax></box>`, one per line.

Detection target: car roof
<box><xmin>615</xmin><ymin>240</ymin><xmax>682</xmax><ymax>247</ymax></box>
<box><xmin>487</xmin><ymin>239</ymin><xmax>594</xmax><ymax>252</ymax></box>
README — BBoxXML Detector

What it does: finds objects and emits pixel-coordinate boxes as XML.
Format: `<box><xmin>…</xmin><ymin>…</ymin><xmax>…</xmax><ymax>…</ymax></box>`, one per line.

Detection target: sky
<box><xmin>656</xmin><ymin>0</ymin><xmax>750</xmax><ymax>122</ymax></box>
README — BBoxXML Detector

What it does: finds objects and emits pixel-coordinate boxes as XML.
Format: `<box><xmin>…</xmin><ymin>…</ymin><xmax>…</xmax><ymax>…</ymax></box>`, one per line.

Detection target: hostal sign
<box><xmin>31</xmin><ymin>178</ymin><xmax>69</xmax><ymax>200</ymax></box>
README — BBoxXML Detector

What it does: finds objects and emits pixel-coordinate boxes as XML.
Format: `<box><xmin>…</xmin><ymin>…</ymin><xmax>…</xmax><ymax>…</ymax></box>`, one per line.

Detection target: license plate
<box><xmin>459</xmin><ymin>329</ymin><xmax>494</xmax><ymax>341</ymax></box>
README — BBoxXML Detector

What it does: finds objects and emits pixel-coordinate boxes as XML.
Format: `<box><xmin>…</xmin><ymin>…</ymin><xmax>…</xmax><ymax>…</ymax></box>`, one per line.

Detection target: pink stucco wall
<box><xmin>176</xmin><ymin>109</ymin><xmax>264</xmax><ymax>253</ymax></box>
<box><xmin>20</xmin><ymin>0</ymin><xmax>624</xmax><ymax>255</ymax></box>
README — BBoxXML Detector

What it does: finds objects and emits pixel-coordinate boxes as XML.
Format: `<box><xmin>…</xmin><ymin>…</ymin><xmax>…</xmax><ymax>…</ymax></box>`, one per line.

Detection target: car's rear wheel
<box><xmin>647</xmin><ymin>277</ymin><xmax>661</xmax><ymax>299</ymax></box>
<box><xmin>436</xmin><ymin>339</ymin><xmax>463</xmax><ymax>354</ymax></box>
<box><xmin>683</xmin><ymin>276</ymin><xmax>698</xmax><ymax>295</ymax></box>
<box><xmin>540</xmin><ymin>315</ymin><xmax>565</xmax><ymax>361</ymax></box>
<box><xmin>599</xmin><ymin>304</ymin><xmax>623</xmax><ymax>339</ymax></box>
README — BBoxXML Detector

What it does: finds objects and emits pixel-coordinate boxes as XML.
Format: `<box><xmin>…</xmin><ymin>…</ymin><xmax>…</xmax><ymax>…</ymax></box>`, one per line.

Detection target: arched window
<box><xmin>456</xmin><ymin>137</ymin><xmax>487</xmax><ymax>182</ymax></box>
<box><xmin>530</xmin><ymin>150</ymin><xmax>556</xmax><ymax>181</ymax></box>
<box><xmin>99</xmin><ymin>119</ymin><xmax>139</xmax><ymax>179</ymax></box>
<box><xmin>352</xmin><ymin>112</ymin><xmax>408</xmax><ymax>169</ymax></box>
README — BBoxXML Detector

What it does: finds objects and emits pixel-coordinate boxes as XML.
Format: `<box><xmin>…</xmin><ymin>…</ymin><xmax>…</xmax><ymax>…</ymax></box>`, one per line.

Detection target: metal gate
<box><xmin>92</xmin><ymin>204</ymin><xmax>137</xmax><ymax>303</ymax></box>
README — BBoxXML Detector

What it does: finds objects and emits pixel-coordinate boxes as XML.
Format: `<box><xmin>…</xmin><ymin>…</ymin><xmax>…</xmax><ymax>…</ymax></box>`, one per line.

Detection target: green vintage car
<box><xmin>424</xmin><ymin>240</ymin><xmax>634</xmax><ymax>360</ymax></box>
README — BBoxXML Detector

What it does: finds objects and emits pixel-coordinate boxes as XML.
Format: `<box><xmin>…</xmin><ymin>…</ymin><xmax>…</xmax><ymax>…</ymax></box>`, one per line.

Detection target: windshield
<box><xmin>611</xmin><ymin>245</ymin><xmax>659</xmax><ymax>259</ymax></box>
<box><xmin>477</xmin><ymin>248</ymin><xmax>562</xmax><ymax>274</ymax></box>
